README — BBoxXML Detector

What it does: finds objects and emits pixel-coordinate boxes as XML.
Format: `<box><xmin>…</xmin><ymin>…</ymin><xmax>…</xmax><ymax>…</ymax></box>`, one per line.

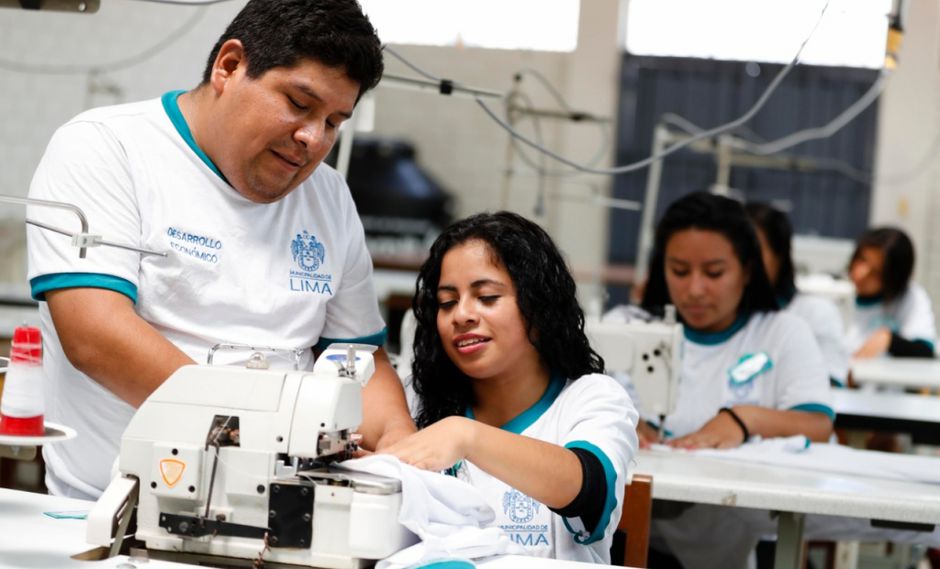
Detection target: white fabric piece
<box><xmin>695</xmin><ymin>438</ymin><xmax>940</xmax><ymax>485</ymax></box>
<box><xmin>785</xmin><ymin>293</ymin><xmax>850</xmax><ymax>384</ymax></box>
<box><xmin>27</xmin><ymin>95</ymin><xmax>385</xmax><ymax>498</ymax></box>
<box><xmin>845</xmin><ymin>283</ymin><xmax>937</xmax><ymax>354</ymax></box>
<box><xmin>340</xmin><ymin>454</ymin><xmax>522</xmax><ymax>569</ymax></box>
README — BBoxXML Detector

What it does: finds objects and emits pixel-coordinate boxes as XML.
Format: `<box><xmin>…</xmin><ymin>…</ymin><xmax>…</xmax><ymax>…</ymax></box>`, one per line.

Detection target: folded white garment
<box><xmin>341</xmin><ymin>455</ymin><xmax>523</xmax><ymax>568</ymax></box>
<box><xmin>691</xmin><ymin>436</ymin><xmax>940</xmax><ymax>485</ymax></box>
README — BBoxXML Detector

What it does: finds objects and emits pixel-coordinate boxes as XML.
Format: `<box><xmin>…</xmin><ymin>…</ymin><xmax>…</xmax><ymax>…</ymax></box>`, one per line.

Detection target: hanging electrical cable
<box><xmin>383</xmin><ymin>0</ymin><xmax>832</xmax><ymax>177</ymax></box>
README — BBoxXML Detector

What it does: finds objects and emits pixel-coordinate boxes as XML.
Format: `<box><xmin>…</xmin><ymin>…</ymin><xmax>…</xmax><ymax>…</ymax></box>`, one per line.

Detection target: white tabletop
<box><xmin>635</xmin><ymin>448</ymin><xmax>940</xmax><ymax>525</ymax></box>
<box><xmin>833</xmin><ymin>389</ymin><xmax>940</xmax><ymax>424</ymax></box>
<box><xmin>0</xmin><ymin>488</ymin><xmax>627</xmax><ymax>569</ymax></box>
<box><xmin>850</xmin><ymin>357</ymin><xmax>940</xmax><ymax>389</ymax></box>
<box><xmin>0</xmin><ymin>488</ymin><xmax>192</xmax><ymax>568</ymax></box>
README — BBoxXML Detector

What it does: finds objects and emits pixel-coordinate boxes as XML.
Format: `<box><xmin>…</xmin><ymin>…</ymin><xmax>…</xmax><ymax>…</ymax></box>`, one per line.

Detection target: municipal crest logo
<box><xmin>503</xmin><ymin>489</ymin><xmax>540</xmax><ymax>524</ymax></box>
<box><xmin>291</xmin><ymin>230</ymin><xmax>326</xmax><ymax>272</ymax></box>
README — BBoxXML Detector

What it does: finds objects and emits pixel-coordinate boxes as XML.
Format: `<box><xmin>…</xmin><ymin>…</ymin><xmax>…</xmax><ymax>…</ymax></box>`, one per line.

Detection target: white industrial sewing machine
<box><xmin>87</xmin><ymin>344</ymin><xmax>415</xmax><ymax>569</ymax></box>
<box><xmin>587</xmin><ymin>306</ymin><xmax>683</xmax><ymax>432</ymax></box>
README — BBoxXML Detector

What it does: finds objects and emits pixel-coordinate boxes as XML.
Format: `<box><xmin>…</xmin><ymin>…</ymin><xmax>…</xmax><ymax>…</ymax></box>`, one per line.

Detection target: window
<box><xmin>625</xmin><ymin>0</ymin><xmax>891</xmax><ymax>69</ymax></box>
<box><xmin>360</xmin><ymin>0</ymin><xmax>580</xmax><ymax>52</ymax></box>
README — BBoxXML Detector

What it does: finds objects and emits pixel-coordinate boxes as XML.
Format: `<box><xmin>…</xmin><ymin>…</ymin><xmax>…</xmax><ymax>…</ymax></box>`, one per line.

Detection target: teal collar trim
<box><xmin>465</xmin><ymin>370</ymin><xmax>565</xmax><ymax>435</ymax></box>
<box><xmin>684</xmin><ymin>313</ymin><xmax>749</xmax><ymax>346</ymax></box>
<box><xmin>160</xmin><ymin>90</ymin><xmax>226</xmax><ymax>181</ymax></box>
<box><xmin>855</xmin><ymin>294</ymin><xmax>883</xmax><ymax>307</ymax></box>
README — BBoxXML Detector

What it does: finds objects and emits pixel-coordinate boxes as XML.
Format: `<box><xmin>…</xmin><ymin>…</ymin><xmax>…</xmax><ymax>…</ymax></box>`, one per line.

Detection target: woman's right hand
<box><xmin>637</xmin><ymin>422</ymin><xmax>660</xmax><ymax>448</ymax></box>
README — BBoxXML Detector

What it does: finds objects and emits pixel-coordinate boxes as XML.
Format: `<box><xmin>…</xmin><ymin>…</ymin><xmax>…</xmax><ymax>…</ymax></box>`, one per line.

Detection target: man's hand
<box><xmin>637</xmin><ymin>422</ymin><xmax>660</xmax><ymax>449</ymax></box>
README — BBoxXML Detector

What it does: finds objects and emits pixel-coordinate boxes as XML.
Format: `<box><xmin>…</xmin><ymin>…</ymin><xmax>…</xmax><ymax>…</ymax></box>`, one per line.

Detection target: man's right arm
<box><xmin>46</xmin><ymin>288</ymin><xmax>195</xmax><ymax>408</ymax></box>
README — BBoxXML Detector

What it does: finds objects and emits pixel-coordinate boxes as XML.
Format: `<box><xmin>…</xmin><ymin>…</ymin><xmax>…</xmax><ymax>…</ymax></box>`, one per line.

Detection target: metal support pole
<box><xmin>774</xmin><ymin>511</ymin><xmax>806</xmax><ymax>569</ymax></box>
<box><xmin>634</xmin><ymin>123</ymin><xmax>670</xmax><ymax>285</ymax></box>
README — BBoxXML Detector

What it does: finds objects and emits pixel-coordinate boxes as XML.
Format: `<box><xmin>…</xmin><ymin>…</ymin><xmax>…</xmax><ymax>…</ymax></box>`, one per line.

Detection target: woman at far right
<box><xmin>846</xmin><ymin>227</ymin><xmax>936</xmax><ymax>359</ymax></box>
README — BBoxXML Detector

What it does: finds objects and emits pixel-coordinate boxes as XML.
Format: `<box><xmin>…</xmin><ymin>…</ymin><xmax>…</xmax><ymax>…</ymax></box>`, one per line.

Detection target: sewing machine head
<box><xmin>87</xmin><ymin>343</ymin><xmax>415</xmax><ymax>568</ymax></box>
<box><xmin>587</xmin><ymin>306</ymin><xmax>683</xmax><ymax>421</ymax></box>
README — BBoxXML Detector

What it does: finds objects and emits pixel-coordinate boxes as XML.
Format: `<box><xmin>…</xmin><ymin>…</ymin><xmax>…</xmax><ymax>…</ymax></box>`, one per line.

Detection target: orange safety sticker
<box><xmin>159</xmin><ymin>458</ymin><xmax>186</xmax><ymax>487</ymax></box>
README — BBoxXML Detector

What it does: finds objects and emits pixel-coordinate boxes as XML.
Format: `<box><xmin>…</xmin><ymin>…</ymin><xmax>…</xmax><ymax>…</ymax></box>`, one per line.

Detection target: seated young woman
<box><xmin>382</xmin><ymin>211</ymin><xmax>638</xmax><ymax>563</ymax></box>
<box><xmin>745</xmin><ymin>202</ymin><xmax>850</xmax><ymax>386</ymax></box>
<box><xmin>846</xmin><ymin>226</ymin><xmax>936</xmax><ymax>359</ymax></box>
<box><xmin>633</xmin><ymin>192</ymin><xmax>836</xmax><ymax>569</ymax></box>
<box><xmin>638</xmin><ymin>192</ymin><xmax>833</xmax><ymax>449</ymax></box>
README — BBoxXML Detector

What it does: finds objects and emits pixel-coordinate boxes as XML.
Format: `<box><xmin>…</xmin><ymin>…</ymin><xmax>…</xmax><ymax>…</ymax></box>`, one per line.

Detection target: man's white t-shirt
<box><xmin>663</xmin><ymin>310</ymin><xmax>834</xmax><ymax>438</ymax></box>
<box><xmin>785</xmin><ymin>293</ymin><xmax>850</xmax><ymax>386</ymax></box>
<box><xmin>844</xmin><ymin>283</ymin><xmax>936</xmax><ymax>354</ymax></box>
<box><xmin>451</xmin><ymin>373</ymin><xmax>638</xmax><ymax>563</ymax></box>
<box><xmin>27</xmin><ymin>92</ymin><xmax>385</xmax><ymax>499</ymax></box>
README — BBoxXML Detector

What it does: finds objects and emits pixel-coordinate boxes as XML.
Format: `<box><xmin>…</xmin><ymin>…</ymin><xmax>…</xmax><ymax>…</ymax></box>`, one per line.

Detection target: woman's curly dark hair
<box><xmin>411</xmin><ymin>211</ymin><xmax>604</xmax><ymax>428</ymax></box>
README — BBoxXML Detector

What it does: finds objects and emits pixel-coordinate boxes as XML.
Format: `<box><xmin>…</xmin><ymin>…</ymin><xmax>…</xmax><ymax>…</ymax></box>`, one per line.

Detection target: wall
<box><xmin>0</xmin><ymin>1</ymin><xmax>242</xmax><ymax>287</ymax></box>
<box><xmin>367</xmin><ymin>0</ymin><xmax>623</xmax><ymax>311</ymax></box>
<box><xmin>0</xmin><ymin>1</ymin><xmax>625</xmax><ymax>309</ymax></box>
<box><xmin>870</xmin><ymin>0</ymin><xmax>940</xmax><ymax>305</ymax></box>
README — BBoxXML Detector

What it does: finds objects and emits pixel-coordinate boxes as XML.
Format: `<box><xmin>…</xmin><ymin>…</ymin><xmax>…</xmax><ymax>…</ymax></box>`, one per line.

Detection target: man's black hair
<box><xmin>202</xmin><ymin>0</ymin><xmax>383</xmax><ymax>97</ymax></box>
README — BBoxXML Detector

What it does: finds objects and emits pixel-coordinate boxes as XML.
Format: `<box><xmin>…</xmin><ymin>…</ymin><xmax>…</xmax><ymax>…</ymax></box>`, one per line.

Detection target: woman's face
<box><xmin>664</xmin><ymin>228</ymin><xmax>750</xmax><ymax>332</ymax></box>
<box><xmin>754</xmin><ymin>227</ymin><xmax>781</xmax><ymax>287</ymax></box>
<box><xmin>849</xmin><ymin>246</ymin><xmax>885</xmax><ymax>297</ymax></box>
<box><xmin>435</xmin><ymin>239</ymin><xmax>542</xmax><ymax>383</ymax></box>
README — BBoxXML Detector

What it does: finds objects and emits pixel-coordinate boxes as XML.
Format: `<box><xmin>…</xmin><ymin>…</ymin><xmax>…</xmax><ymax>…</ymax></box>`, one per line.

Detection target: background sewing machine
<box><xmin>87</xmin><ymin>344</ymin><xmax>415</xmax><ymax>569</ymax></box>
<box><xmin>586</xmin><ymin>306</ymin><xmax>683</xmax><ymax>431</ymax></box>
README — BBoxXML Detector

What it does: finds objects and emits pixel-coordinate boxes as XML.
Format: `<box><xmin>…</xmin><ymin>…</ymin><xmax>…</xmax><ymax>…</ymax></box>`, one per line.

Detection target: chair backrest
<box><xmin>618</xmin><ymin>474</ymin><xmax>653</xmax><ymax>568</ymax></box>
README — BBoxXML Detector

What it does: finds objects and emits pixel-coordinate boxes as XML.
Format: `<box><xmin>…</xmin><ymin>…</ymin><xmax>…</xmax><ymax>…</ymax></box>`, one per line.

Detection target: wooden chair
<box><xmin>617</xmin><ymin>473</ymin><xmax>653</xmax><ymax>567</ymax></box>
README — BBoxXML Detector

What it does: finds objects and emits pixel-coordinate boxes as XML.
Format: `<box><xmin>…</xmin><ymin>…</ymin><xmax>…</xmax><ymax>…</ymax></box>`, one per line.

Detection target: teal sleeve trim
<box><xmin>499</xmin><ymin>371</ymin><xmax>565</xmax><ymax>434</ymax></box>
<box><xmin>562</xmin><ymin>440</ymin><xmax>618</xmax><ymax>545</ymax></box>
<box><xmin>316</xmin><ymin>328</ymin><xmax>388</xmax><ymax>351</ymax></box>
<box><xmin>30</xmin><ymin>273</ymin><xmax>137</xmax><ymax>304</ymax></box>
<box><xmin>913</xmin><ymin>338</ymin><xmax>935</xmax><ymax>351</ymax></box>
<box><xmin>790</xmin><ymin>402</ymin><xmax>836</xmax><ymax>421</ymax></box>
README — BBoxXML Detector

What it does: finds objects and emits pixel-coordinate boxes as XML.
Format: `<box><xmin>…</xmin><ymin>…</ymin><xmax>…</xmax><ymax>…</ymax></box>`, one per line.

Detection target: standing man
<box><xmin>26</xmin><ymin>0</ymin><xmax>415</xmax><ymax>500</ymax></box>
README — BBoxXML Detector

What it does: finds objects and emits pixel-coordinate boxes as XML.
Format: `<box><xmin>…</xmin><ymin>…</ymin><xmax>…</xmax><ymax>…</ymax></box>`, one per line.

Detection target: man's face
<box><xmin>209</xmin><ymin>44</ymin><xmax>360</xmax><ymax>204</ymax></box>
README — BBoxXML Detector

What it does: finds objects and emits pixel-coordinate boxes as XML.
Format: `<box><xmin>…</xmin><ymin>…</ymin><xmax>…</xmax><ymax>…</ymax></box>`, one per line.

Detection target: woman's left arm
<box><xmin>670</xmin><ymin>406</ymin><xmax>832</xmax><ymax>450</ymax></box>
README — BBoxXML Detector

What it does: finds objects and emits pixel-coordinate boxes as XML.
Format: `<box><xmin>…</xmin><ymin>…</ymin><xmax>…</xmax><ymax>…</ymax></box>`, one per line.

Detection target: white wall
<box><xmin>0</xmin><ymin>0</ymin><xmax>624</xmax><ymax>308</ymax></box>
<box><xmin>0</xmin><ymin>0</ymin><xmax>243</xmax><ymax>285</ymax></box>
<box><xmin>870</xmin><ymin>0</ymin><xmax>940</xmax><ymax>308</ymax></box>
